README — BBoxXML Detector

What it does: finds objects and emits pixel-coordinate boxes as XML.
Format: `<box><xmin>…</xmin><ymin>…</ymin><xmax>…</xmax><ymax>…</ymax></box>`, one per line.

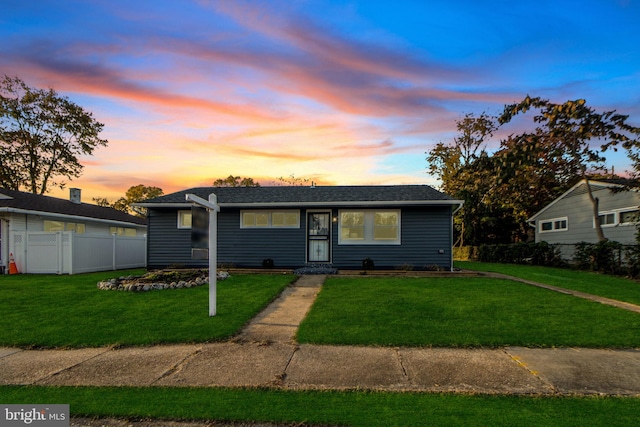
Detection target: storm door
<box><xmin>307</xmin><ymin>212</ymin><xmax>331</xmax><ymax>263</ymax></box>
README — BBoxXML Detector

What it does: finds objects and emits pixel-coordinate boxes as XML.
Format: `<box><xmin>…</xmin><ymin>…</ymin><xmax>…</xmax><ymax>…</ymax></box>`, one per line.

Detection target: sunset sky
<box><xmin>2</xmin><ymin>0</ymin><xmax>640</xmax><ymax>202</ymax></box>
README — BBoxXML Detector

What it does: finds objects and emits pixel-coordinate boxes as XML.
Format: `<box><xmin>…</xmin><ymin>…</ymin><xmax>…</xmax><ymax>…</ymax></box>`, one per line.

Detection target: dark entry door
<box><xmin>307</xmin><ymin>212</ymin><xmax>330</xmax><ymax>262</ymax></box>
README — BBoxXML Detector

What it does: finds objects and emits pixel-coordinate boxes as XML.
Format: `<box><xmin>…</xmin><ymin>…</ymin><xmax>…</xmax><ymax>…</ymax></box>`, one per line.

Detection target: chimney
<box><xmin>69</xmin><ymin>188</ymin><xmax>82</xmax><ymax>204</ymax></box>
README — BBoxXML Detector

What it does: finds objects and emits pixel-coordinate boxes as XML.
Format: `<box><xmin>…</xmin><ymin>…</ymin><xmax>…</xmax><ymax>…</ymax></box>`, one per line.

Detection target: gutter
<box><xmin>0</xmin><ymin>207</ymin><xmax>146</xmax><ymax>228</ymax></box>
<box><xmin>451</xmin><ymin>200</ymin><xmax>464</xmax><ymax>215</ymax></box>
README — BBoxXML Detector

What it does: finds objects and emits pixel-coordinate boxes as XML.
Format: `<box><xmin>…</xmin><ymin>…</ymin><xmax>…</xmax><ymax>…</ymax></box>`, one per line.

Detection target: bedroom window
<box><xmin>596</xmin><ymin>207</ymin><xmax>640</xmax><ymax>227</ymax></box>
<box><xmin>240</xmin><ymin>210</ymin><xmax>300</xmax><ymax>228</ymax></box>
<box><xmin>598</xmin><ymin>213</ymin><xmax>616</xmax><ymax>226</ymax></box>
<box><xmin>539</xmin><ymin>217</ymin><xmax>568</xmax><ymax>233</ymax></box>
<box><xmin>339</xmin><ymin>210</ymin><xmax>400</xmax><ymax>245</ymax></box>
<box><xmin>110</xmin><ymin>227</ymin><xmax>137</xmax><ymax>236</ymax></box>
<box><xmin>178</xmin><ymin>210</ymin><xmax>192</xmax><ymax>229</ymax></box>
<box><xmin>44</xmin><ymin>220</ymin><xmax>86</xmax><ymax>234</ymax></box>
<box><xmin>620</xmin><ymin>209</ymin><xmax>640</xmax><ymax>224</ymax></box>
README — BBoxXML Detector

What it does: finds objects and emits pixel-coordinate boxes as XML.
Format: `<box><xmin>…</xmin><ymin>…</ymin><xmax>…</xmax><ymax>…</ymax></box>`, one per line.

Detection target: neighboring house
<box><xmin>137</xmin><ymin>185</ymin><xmax>463</xmax><ymax>271</ymax></box>
<box><xmin>528</xmin><ymin>179</ymin><xmax>640</xmax><ymax>252</ymax></box>
<box><xmin>0</xmin><ymin>188</ymin><xmax>147</xmax><ymax>274</ymax></box>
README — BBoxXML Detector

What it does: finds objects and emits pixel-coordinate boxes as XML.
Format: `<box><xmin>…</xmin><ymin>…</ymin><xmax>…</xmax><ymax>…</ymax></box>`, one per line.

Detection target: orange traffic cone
<box><xmin>8</xmin><ymin>253</ymin><xmax>19</xmax><ymax>274</ymax></box>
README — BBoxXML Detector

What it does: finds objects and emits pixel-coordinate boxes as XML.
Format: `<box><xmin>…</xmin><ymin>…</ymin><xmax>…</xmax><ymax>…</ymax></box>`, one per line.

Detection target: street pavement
<box><xmin>1</xmin><ymin>274</ymin><xmax>640</xmax><ymax>396</ymax></box>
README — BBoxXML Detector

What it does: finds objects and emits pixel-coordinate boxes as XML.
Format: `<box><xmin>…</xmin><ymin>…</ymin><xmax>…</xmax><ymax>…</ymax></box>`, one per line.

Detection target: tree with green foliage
<box><xmin>498</xmin><ymin>96</ymin><xmax>640</xmax><ymax>241</ymax></box>
<box><xmin>0</xmin><ymin>75</ymin><xmax>107</xmax><ymax>194</ymax></box>
<box><xmin>427</xmin><ymin>112</ymin><xmax>496</xmax><ymax>193</ymax></box>
<box><xmin>427</xmin><ymin>113</ymin><xmax>501</xmax><ymax>246</ymax></box>
<box><xmin>213</xmin><ymin>175</ymin><xmax>260</xmax><ymax>187</ymax></box>
<box><xmin>93</xmin><ymin>184</ymin><xmax>163</xmax><ymax>217</ymax></box>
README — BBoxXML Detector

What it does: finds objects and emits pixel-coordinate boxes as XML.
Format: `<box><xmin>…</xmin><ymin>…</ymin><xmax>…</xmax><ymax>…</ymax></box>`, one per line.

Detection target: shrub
<box><xmin>574</xmin><ymin>241</ymin><xmax>624</xmax><ymax>274</ymax></box>
<box><xmin>625</xmin><ymin>244</ymin><xmax>640</xmax><ymax>278</ymax></box>
<box><xmin>529</xmin><ymin>241</ymin><xmax>565</xmax><ymax>266</ymax></box>
<box><xmin>478</xmin><ymin>242</ymin><xmax>564</xmax><ymax>267</ymax></box>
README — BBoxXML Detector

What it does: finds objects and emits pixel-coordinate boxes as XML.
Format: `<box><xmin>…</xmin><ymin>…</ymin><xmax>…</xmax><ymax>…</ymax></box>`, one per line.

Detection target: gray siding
<box><xmin>535</xmin><ymin>183</ymin><xmax>640</xmax><ymax>245</ymax></box>
<box><xmin>147</xmin><ymin>208</ymin><xmax>308</xmax><ymax>269</ymax></box>
<box><xmin>331</xmin><ymin>206</ymin><xmax>452</xmax><ymax>269</ymax></box>
<box><xmin>218</xmin><ymin>209</ymin><xmax>307</xmax><ymax>268</ymax></box>
<box><xmin>147</xmin><ymin>205</ymin><xmax>453</xmax><ymax>270</ymax></box>
<box><xmin>147</xmin><ymin>208</ymin><xmax>201</xmax><ymax>269</ymax></box>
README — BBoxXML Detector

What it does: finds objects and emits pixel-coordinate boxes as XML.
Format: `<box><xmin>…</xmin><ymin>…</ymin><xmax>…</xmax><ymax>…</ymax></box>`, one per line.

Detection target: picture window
<box><xmin>339</xmin><ymin>210</ymin><xmax>400</xmax><ymax>245</ymax></box>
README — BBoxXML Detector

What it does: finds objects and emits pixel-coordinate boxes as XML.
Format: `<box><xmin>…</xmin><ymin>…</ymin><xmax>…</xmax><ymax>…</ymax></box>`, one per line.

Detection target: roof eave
<box><xmin>0</xmin><ymin>207</ymin><xmax>146</xmax><ymax>227</ymax></box>
<box><xmin>527</xmin><ymin>178</ymin><xmax>627</xmax><ymax>223</ymax></box>
<box><xmin>138</xmin><ymin>200</ymin><xmax>464</xmax><ymax>209</ymax></box>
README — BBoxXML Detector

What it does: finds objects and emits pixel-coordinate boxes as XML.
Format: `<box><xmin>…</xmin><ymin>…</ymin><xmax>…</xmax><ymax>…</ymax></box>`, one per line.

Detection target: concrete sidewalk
<box><xmin>1</xmin><ymin>274</ymin><xmax>640</xmax><ymax>395</ymax></box>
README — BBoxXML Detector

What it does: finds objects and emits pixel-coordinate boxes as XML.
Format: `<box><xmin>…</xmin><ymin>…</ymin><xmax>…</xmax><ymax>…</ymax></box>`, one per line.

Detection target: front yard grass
<box><xmin>3</xmin><ymin>271</ymin><xmax>640</xmax><ymax>425</ymax></box>
<box><xmin>0</xmin><ymin>270</ymin><xmax>293</xmax><ymax>348</ymax></box>
<box><xmin>3</xmin><ymin>385</ymin><xmax>639</xmax><ymax>427</ymax></box>
<box><xmin>296</xmin><ymin>276</ymin><xmax>640</xmax><ymax>347</ymax></box>
<box><xmin>456</xmin><ymin>261</ymin><xmax>640</xmax><ymax>306</ymax></box>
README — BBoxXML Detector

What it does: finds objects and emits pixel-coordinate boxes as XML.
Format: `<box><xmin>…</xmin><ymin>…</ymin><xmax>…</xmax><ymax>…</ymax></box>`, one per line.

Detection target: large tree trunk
<box><xmin>585</xmin><ymin>178</ymin><xmax>607</xmax><ymax>242</ymax></box>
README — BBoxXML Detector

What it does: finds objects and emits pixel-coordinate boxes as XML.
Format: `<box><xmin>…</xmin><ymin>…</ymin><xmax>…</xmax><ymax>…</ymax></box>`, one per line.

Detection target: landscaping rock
<box><xmin>97</xmin><ymin>270</ymin><xmax>229</xmax><ymax>292</ymax></box>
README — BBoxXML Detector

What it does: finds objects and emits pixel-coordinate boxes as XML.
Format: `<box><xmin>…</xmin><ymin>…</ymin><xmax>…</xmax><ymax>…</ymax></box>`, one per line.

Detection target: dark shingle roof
<box><xmin>0</xmin><ymin>188</ymin><xmax>146</xmax><ymax>226</ymax></box>
<box><xmin>139</xmin><ymin>185</ymin><xmax>459</xmax><ymax>207</ymax></box>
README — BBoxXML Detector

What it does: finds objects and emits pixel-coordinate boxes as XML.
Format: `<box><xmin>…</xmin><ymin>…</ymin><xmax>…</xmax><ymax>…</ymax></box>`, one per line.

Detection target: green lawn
<box><xmin>0</xmin><ymin>270</ymin><xmax>293</xmax><ymax>348</ymax></box>
<box><xmin>3</xmin><ymin>386</ymin><xmax>639</xmax><ymax>427</ymax></box>
<box><xmin>3</xmin><ymin>269</ymin><xmax>640</xmax><ymax>425</ymax></box>
<box><xmin>457</xmin><ymin>261</ymin><xmax>640</xmax><ymax>306</ymax></box>
<box><xmin>296</xmin><ymin>276</ymin><xmax>640</xmax><ymax>347</ymax></box>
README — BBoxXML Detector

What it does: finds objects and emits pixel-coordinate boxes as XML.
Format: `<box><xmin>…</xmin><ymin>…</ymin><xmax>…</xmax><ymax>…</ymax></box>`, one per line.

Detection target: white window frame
<box><xmin>177</xmin><ymin>210</ymin><xmax>192</xmax><ymax>229</ymax></box>
<box><xmin>595</xmin><ymin>207</ymin><xmax>640</xmax><ymax>228</ymax></box>
<box><xmin>598</xmin><ymin>212</ymin><xmax>616</xmax><ymax>227</ymax></box>
<box><xmin>539</xmin><ymin>217</ymin><xmax>568</xmax><ymax>233</ymax></box>
<box><xmin>338</xmin><ymin>209</ymin><xmax>401</xmax><ymax>245</ymax></box>
<box><xmin>240</xmin><ymin>210</ymin><xmax>300</xmax><ymax>229</ymax></box>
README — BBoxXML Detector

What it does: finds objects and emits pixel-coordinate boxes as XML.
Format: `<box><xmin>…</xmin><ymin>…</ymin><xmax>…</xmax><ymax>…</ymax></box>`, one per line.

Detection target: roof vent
<box><xmin>69</xmin><ymin>188</ymin><xmax>82</xmax><ymax>204</ymax></box>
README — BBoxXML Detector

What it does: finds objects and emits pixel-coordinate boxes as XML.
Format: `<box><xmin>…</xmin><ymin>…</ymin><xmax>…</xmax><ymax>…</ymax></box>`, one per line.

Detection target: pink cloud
<box><xmin>148</xmin><ymin>5</ymin><xmax>493</xmax><ymax>119</ymax></box>
<box><xmin>0</xmin><ymin>43</ymin><xmax>280</xmax><ymax>123</ymax></box>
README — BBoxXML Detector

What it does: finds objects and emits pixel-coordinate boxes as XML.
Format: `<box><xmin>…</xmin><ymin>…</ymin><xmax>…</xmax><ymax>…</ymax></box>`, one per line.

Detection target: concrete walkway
<box><xmin>481</xmin><ymin>271</ymin><xmax>640</xmax><ymax>314</ymax></box>
<box><xmin>1</xmin><ymin>274</ymin><xmax>640</xmax><ymax>395</ymax></box>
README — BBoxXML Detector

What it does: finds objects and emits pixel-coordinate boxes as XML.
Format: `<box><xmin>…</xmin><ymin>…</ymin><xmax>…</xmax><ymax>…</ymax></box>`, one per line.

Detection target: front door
<box><xmin>307</xmin><ymin>212</ymin><xmax>330</xmax><ymax>263</ymax></box>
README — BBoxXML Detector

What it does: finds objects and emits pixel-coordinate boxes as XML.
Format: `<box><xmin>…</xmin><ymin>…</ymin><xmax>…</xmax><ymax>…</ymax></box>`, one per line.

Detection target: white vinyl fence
<box><xmin>10</xmin><ymin>231</ymin><xmax>146</xmax><ymax>274</ymax></box>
